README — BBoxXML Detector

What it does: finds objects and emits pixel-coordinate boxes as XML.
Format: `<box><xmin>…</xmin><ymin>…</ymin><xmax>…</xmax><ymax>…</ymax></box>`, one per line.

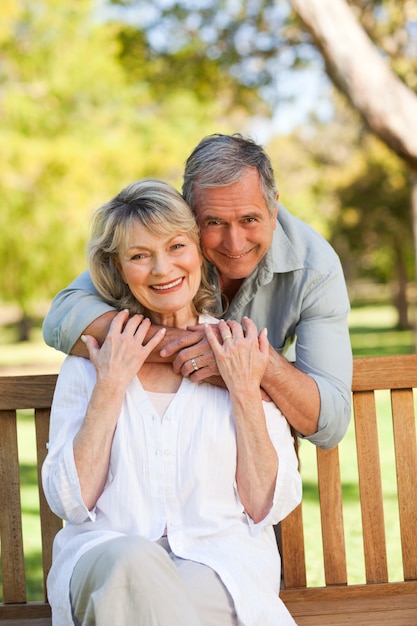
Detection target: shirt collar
<box><xmin>269</xmin><ymin>204</ymin><xmax>305</xmax><ymax>273</ymax></box>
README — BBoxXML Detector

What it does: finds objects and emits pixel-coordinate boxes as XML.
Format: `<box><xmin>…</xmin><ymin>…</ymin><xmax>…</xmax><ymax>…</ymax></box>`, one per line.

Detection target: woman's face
<box><xmin>117</xmin><ymin>220</ymin><xmax>202</xmax><ymax>327</ymax></box>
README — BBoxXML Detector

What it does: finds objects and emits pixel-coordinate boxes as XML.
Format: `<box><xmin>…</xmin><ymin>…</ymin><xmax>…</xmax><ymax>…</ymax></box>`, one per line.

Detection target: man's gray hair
<box><xmin>182</xmin><ymin>133</ymin><xmax>278</xmax><ymax>216</ymax></box>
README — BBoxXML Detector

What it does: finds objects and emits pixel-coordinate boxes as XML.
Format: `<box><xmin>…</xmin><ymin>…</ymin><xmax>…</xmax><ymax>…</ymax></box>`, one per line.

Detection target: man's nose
<box><xmin>224</xmin><ymin>226</ymin><xmax>245</xmax><ymax>253</ymax></box>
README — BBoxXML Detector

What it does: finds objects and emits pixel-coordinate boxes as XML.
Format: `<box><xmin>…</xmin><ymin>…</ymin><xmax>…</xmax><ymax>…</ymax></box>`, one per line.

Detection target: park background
<box><xmin>1</xmin><ymin>0</ymin><xmax>417</xmax><ymax>600</ymax></box>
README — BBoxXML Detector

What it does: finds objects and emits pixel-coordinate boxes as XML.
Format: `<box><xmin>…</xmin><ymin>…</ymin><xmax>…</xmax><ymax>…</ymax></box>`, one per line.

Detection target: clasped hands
<box><xmin>161</xmin><ymin>317</ymin><xmax>271</xmax><ymax>400</ymax></box>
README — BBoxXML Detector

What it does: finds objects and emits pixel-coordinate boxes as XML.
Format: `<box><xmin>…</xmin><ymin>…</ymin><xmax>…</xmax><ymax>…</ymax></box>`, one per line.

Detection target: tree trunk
<box><xmin>411</xmin><ymin>173</ymin><xmax>417</xmax><ymax>348</ymax></box>
<box><xmin>17</xmin><ymin>313</ymin><xmax>32</xmax><ymax>342</ymax></box>
<box><xmin>291</xmin><ymin>0</ymin><xmax>417</xmax><ymax>169</ymax></box>
<box><xmin>393</xmin><ymin>247</ymin><xmax>410</xmax><ymax>330</ymax></box>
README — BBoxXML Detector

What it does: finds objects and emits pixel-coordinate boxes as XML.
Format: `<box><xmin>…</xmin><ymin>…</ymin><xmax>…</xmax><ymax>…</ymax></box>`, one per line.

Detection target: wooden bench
<box><xmin>1</xmin><ymin>355</ymin><xmax>417</xmax><ymax>625</ymax></box>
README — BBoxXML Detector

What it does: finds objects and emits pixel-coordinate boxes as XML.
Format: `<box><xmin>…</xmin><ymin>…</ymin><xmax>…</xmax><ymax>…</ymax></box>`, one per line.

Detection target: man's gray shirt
<box><xmin>43</xmin><ymin>205</ymin><xmax>352</xmax><ymax>449</ymax></box>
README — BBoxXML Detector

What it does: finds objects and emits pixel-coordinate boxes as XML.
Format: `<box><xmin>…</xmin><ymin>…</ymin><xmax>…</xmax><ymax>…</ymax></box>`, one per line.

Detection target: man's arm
<box><xmin>42</xmin><ymin>271</ymin><xmax>117</xmax><ymax>354</ymax></box>
<box><xmin>261</xmin><ymin>351</ymin><xmax>320</xmax><ymax>436</ymax></box>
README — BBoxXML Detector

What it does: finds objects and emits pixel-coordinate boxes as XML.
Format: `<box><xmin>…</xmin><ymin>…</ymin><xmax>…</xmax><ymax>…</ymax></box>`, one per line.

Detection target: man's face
<box><xmin>192</xmin><ymin>168</ymin><xmax>278</xmax><ymax>285</ymax></box>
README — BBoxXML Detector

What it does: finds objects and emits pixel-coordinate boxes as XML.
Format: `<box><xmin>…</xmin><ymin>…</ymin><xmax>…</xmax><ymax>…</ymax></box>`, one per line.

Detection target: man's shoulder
<box><xmin>274</xmin><ymin>205</ymin><xmax>340</xmax><ymax>271</ymax></box>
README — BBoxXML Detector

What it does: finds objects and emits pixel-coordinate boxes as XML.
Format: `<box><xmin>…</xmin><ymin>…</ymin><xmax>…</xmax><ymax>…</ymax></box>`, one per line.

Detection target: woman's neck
<box><xmin>146</xmin><ymin>308</ymin><xmax>198</xmax><ymax>330</ymax></box>
<box><xmin>138</xmin><ymin>362</ymin><xmax>182</xmax><ymax>393</ymax></box>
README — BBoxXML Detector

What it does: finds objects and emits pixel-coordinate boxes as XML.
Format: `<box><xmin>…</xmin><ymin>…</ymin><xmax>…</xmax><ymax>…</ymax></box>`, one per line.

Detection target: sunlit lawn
<box><xmin>349</xmin><ymin>305</ymin><xmax>415</xmax><ymax>356</ymax></box>
<box><xmin>0</xmin><ymin>304</ymin><xmax>415</xmax><ymax>599</ymax></box>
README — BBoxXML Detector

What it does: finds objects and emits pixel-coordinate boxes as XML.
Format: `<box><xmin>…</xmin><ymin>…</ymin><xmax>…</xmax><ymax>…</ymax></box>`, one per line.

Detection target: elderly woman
<box><xmin>42</xmin><ymin>179</ymin><xmax>301</xmax><ymax>626</ymax></box>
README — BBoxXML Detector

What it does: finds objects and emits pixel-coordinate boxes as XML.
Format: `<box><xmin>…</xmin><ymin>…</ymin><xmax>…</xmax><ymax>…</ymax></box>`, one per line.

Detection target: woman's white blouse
<box><xmin>42</xmin><ymin>340</ymin><xmax>302</xmax><ymax>626</ymax></box>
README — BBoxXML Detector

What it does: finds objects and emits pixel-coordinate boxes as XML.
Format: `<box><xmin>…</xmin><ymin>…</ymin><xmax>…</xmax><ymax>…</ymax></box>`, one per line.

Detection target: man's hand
<box><xmin>160</xmin><ymin>323</ymin><xmax>222</xmax><ymax>381</ymax></box>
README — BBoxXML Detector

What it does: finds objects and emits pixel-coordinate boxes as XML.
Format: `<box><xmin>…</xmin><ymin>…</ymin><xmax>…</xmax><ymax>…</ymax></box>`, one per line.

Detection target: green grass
<box><xmin>0</xmin><ymin>304</ymin><xmax>415</xmax><ymax>599</ymax></box>
<box><xmin>349</xmin><ymin>305</ymin><xmax>415</xmax><ymax>356</ymax></box>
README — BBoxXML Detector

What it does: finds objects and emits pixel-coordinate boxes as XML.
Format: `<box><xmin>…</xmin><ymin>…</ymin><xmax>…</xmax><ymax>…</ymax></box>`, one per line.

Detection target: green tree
<box><xmin>0</xmin><ymin>0</ymin><xmax>245</xmax><ymax>339</ymax></box>
<box><xmin>330</xmin><ymin>137</ymin><xmax>413</xmax><ymax>327</ymax></box>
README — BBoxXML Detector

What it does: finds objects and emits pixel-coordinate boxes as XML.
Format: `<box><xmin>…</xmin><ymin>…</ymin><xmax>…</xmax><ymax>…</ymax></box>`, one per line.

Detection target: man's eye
<box><xmin>207</xmin><ymin>220</ymin><xmax>221</xmax><ymax>226</ymax></box>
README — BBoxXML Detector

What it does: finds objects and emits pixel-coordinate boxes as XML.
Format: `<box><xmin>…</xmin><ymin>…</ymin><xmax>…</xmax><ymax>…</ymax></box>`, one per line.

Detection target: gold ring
<box><xmin>223</xmin><ymin>335</ymin><xmax>233</xmax><ymax>341</ymax></box>
<box><xmin>191</xmin><ymin>358</ymin><xmax>199</xmax><ymax>371</ymax></box>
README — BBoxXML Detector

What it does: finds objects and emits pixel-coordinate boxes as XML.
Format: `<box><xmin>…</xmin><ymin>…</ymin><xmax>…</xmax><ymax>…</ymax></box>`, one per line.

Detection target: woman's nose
<box><xmin>151</xmin><ymin>253</ymin><xmax>170</xmax><ymax>275</ymax></box>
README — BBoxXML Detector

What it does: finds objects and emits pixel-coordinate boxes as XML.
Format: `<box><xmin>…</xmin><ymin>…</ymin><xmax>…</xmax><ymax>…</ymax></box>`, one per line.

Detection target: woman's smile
<box><xmin>150</xmin><ymin>277</ymin><xmax>184</xmax><ymax>291</ymax></box>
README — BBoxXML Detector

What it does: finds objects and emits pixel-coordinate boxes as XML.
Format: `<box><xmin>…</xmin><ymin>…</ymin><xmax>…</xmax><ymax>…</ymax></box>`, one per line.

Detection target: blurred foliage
<box><xmin>0</xmin><ymin>0</ymin><xmax>246</xmax><ymax>338</ymax></box>
<box><xmin>107</xmin><ymin>1</ymin><xmax>417</xmax><ymax>99</ymax></box>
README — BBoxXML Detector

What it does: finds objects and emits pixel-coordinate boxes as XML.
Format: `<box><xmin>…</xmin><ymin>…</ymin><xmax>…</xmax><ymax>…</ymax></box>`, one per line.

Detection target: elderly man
<box><xmin>43</xmin><ymin>133</ymin><xmax>352</xmax><ymax>449</ymax></box>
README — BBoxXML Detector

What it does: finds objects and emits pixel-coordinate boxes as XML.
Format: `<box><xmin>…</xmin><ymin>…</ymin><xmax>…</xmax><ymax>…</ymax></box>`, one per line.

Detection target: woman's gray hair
<box><xmin>182</xmin><ymin>133</ymin><xmax>278</xmax><ymax>215</ymax></box>
<box><xmin>88</xmin><ymin>179</ymin><xmax>217</xmax><ymax>316</ymax></box>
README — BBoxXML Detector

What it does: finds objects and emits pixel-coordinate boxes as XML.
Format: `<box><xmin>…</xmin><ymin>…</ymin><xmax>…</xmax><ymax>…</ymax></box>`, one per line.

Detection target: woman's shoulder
<box><xmin>58</xmin><ymin>354</ymin><xmax>96</xmax><ymax>380</ymax></box>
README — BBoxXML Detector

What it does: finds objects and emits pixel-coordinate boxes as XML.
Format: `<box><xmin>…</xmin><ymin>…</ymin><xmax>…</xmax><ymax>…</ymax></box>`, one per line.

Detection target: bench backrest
<box><xmin>0</xmin><ymin>374</ymin><xmax>60</xmax><ymax>609</ymax></box>
<box><xmin>1</xmin><ymin>355</ymin><xmax>417</xmax><ymax>612</ymax></box>
<box><xmin>281</xmin><ymin>354</ymin><xmax>417</xmax><ymax>588</ymax></box>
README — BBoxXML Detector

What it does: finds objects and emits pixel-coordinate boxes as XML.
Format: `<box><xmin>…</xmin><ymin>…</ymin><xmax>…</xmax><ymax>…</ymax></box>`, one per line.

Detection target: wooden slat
<box><xmin>34</xmin><ymin>408</ymin><xmax>63</xmax><ymax>600</ymax></box>
<box><xmin>0</xmin><ymin>601</ymin><xmax>51</xmax><ymax>620</ymax></box>
<box><xmin>282</xmin><ymin>580</ymin><xmax>417</xmax><ymax>625</ymax></box>
<box><xmin>391</xmin><ymin>388</ymin><xmax>417</xmax><ymax>580</ymax></box>
<box><xmin>0</xmin><ymin>410</ymin><xmax>26</xmax><ymax>603</ymax></box>
<box><xmin>0</xmin><ymin>375</ymin><xmax>57</xmax><ymax>410</ymax></box>
<box><xmin>281</xmin><ymin>503</ymin><xmax>307</xmax><ymax>589</ymax></box>
<box><xmin>352</xmin><ymin>354</ymin><xmax>417</xmax><ymax>391</ymax></box>
<box><xmin>317</xmin><ymin>446</ymin><xmax>347</xmax><ymax>585</ymax></box>
<box><xmin>353</xmin><ymin>390</ymin><xmax>388</xmax><ymax>583</ymax></box>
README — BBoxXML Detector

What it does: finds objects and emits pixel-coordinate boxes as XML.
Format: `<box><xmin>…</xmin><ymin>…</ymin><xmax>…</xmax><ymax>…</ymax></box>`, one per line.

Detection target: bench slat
<box><xmin>281</xmin><ymin>503</ymin><xmax>307</xmax><ymax>588</ymax></box>
<box><xmin>391</xmin><ymin>388</ymin><xmax>417</xmax><ymax>580</ymax></box>
<box><xmin>34</xmin><ymin>408</ymin><xmax>63</xmax><ymax>598</ymax></box>
<box><xmin>0</xmin><ymin>410</ymin><xmax>26</xmax><ymax>603</ymax></box>
<box><xmin>0</xmin><ymin>375</ymin><xmax>57</xmax><ymax>410</ymax></box>
<box><xmin>353</xmin><ymin>390</ymin><xmax>388</xmax><ymax>583</ymax></box>
<box><xmin>352</xmin><ymin>354</ymin><xmax>417</xmax><ymax>390</ymax></box>
<box><xmin>317</xmin><ymin>446</ymin><xmax>347</xmax><ymax>585</ymax></box>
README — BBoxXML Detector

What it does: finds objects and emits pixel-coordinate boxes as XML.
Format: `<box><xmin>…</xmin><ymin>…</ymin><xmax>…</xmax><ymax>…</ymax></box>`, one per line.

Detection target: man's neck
<box><xmin>220</xmin><ymin>276</ymin><xmax>244</xmax><ymax>303</ymax></box>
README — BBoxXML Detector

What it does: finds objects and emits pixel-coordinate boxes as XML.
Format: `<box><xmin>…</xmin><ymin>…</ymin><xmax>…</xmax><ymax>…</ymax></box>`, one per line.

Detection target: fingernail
<box><xmin>81</xmin><ymin>335</ymin><xmax>87</xmax><ymax>343</ymax></box>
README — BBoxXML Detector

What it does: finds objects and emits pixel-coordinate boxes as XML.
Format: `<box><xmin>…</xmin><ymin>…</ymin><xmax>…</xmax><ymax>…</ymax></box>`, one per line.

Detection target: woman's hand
<box><xmin>82</xmin><ymin>310</ymin><xmax>166</xmax><ymax>389</ymax></box>
<box><xmin>204</xmin><ymin>316</ymin><xmax>269</xmax><ymax>396</ymax></box>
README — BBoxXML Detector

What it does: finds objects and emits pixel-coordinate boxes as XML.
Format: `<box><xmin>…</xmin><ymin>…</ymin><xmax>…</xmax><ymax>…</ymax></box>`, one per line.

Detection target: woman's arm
<box><xmin>205</xmin><ymin>317</ymin><xmax>278</xmax><ymax>523</ymax></box>
<box><xmin>73</xmin><ymin>312</ymin><xmax>166</xmax><ymax>509</ymax></box>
